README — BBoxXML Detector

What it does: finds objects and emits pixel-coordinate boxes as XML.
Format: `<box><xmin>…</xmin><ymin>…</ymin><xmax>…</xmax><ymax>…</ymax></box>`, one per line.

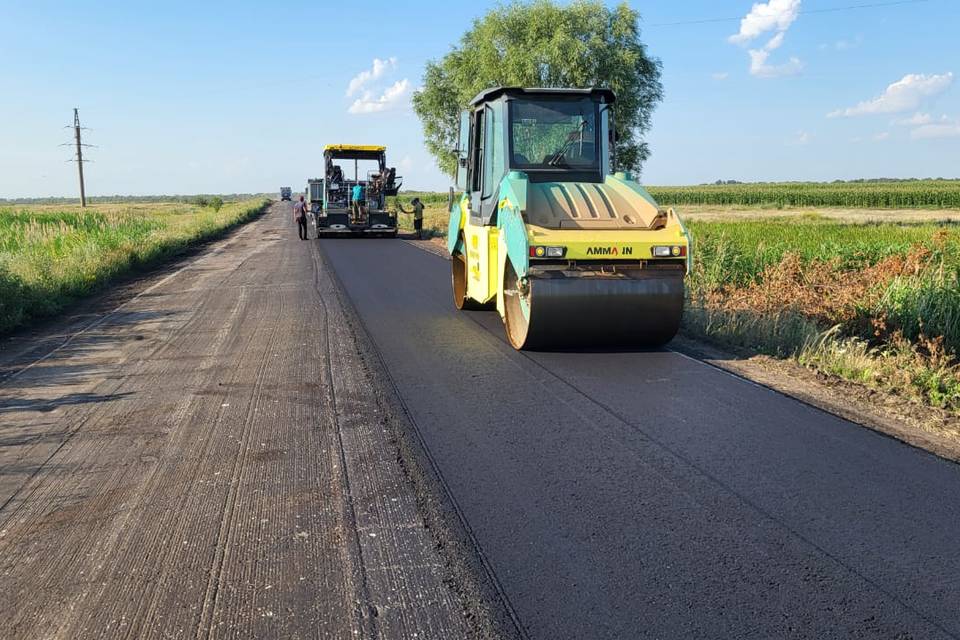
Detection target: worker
<box><xmin>398</xmin><ymin>197</ymin><xmax>425</xmax><ymax>239</ymax></box>
<box><xmin>351</xmin><ymin>184</ymin><xmax>365</xmax><ymax>223</ymax></box>
<box><xmin>293</xmin><ymin>195</ymin><xmax>309</xmax><ymax>240</ymax></box>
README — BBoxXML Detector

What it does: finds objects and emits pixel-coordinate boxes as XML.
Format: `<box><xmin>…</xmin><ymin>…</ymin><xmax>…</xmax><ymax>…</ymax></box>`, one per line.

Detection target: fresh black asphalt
<box><xmin>320</xmin><ymin>237</ymin><xmax>960</xmax><ymax>640</ymax></box>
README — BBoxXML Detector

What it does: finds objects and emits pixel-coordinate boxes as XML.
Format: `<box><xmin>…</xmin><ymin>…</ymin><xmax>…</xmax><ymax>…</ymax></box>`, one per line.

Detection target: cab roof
<box><xmin>323</xmin><ymin>144</ymin><xmax>386</xmax><ymax>161</ymax></box>
<box><xmin>324</xmin><ymin>144</ymin><xmax>386</xmax><ymax>152</ymax></box>
<box><xmin>468</xmin><ymin>86</ymin><xmax>616</xmax><ymax>107</ymax></box>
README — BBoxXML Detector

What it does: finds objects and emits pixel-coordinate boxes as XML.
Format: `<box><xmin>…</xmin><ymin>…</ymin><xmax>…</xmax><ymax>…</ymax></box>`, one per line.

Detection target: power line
<box><xmin>647</xmin><ymin>0</ymin><xmax>930</xmax><ymax>28</ymax></box>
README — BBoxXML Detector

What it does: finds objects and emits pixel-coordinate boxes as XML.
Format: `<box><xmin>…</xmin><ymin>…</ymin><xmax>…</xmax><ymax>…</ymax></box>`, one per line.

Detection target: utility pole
<box><xmin>73</xmin><ymin>109</ymin><xmax>86</xmax><ymax>206</ymax></box>
<box><xmin>72</xmin><ymin>109</ymin><xmax>88</xmax><ymax>207</ymax></box>
<box><xmin>63</xmin><ymin>109</ymin><xmax>92</xmax><ymax>206</ymax></box>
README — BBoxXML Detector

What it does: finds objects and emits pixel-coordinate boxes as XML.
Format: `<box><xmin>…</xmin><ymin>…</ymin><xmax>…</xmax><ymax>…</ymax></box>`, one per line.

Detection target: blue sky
<box><xmin>1</xmin><ymin>0</ymin><xmax>956</xmax><ymax>197</ymax></box>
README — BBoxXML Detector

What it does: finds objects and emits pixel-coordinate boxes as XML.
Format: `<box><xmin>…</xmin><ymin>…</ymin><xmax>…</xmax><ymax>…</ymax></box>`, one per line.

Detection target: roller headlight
<box><xmin>529</xmin><ymin>246</ymin><xmax>565</xmax><ymax>258</ymax></box>
<box><xmin>652</xmin><ymin>245</ymin><xmax>686</xmax><ymax>258</ymax></box>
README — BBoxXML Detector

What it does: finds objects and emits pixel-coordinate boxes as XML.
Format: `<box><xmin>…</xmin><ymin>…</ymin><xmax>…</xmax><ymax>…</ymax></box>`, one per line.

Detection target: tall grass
<box><xmin>0</xmin><ymin>198</ymin><xmax>269</xmax><ymax>334</ymax></box>
<box><xmin>687</xmin><ymin>220</ymin><xmax>960</xmax><ymax>287</ymax></box>
<box><xmin>685</xmin><ymin>220</ymin><xmax>960</xmax><ymax>410</ymax></box>
<box><xmin>875</xmin><ymin>272</ymin><xmax>960</xmax><ymax>348</ymax></box>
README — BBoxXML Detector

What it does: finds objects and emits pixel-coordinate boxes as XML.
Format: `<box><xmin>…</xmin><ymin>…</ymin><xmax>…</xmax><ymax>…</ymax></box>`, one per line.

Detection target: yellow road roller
<box><xmin>447</xmin><ymin>87</ymin><xmax>691</xmax><ymax>350</ymax></box>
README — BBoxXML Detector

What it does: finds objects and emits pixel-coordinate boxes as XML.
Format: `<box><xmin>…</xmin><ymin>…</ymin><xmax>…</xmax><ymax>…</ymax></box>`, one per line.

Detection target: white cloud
<box><xmin>829</xmin><ymin>72</ymin><xmax>954</xmax><ymax>117</ymax></box>
<box><xmin>749</xmin><ymin>48</ymin><xmax>803</xmax><ymax>78</ymax></box>
<box><xmin>911</xmin><ymin>116</ymin><xmax>960</xmax><ymax>139</ymax></box>
<box><xmin>348</xmin><ymin>79</ymin><xmax>412</xmax><ymax>114</ymax></box>
<box><xmin>873</xmin><ymin>131</ymin><xmax>890</xmax><ymax>141</ymax></box>
<box><xmin>729</xmin><ymin>0</ymin><xmax>801</xmax><ymax>45</ymax></box>
<box><xmin>712</xmin><ymin>72</ymin><xmax>729</xmax><ymax>81</ymax></box>
<box><xmin>729</xmin><ymin>0</ymin><xmax>803</xmax><ymax>78</ymax></box>
<box><xmin>766</xmin><ymin>30</ymin><xmax>786</xmax><ymax>50</ymax></box>
<box><xmin>346</xmin><ymin>57</ymin><xmax>397</xmax><ymax>97</ymax></box>
<box><xmin>794</xmin><ymin>130</ymin><xmax>810</xmax><ymax>145</ymax></box>
<box><xmin>895</xmin><ymin>112</ymin><xmax>933</xmax><ymax>126</ymax></box>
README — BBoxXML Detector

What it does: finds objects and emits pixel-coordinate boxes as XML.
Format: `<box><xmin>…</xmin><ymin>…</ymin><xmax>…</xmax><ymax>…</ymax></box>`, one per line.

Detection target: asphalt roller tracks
<box><xmin>319</xmin><ymin>237</ymin><xmax>960</xmax><ymax>640</ymax></box>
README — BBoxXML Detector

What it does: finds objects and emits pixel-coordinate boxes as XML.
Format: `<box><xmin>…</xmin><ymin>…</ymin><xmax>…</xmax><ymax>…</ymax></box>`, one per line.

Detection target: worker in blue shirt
<box><xmin>351</xmin><ymin>184</ymin><xmax>364</xmax><ymax>223</ymax></box>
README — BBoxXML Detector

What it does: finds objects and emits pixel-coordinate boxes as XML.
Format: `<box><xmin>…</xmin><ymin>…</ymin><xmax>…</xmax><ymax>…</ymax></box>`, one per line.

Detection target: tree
<box><xmin>412</xmin><ymin>0</ymin><xmax>663</xmax><ymax>177</ymax></box>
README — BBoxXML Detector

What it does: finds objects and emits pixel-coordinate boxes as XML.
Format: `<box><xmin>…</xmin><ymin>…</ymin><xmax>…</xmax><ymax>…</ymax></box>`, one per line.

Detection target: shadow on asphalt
<box><xmin>0</xmin><ymin>391</ymin><xmax>133</xmax><ymax>415</ymax></box>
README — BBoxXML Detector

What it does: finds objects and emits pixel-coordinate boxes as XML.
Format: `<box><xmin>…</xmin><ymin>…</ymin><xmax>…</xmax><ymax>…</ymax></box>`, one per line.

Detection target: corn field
<box><xmin>648</xmin><ymin>180</ymin><xmax>960</xmax><ymax>209</ymax></box>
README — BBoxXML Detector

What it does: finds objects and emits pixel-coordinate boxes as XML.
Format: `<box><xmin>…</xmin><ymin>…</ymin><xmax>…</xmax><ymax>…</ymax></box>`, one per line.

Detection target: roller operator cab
<box><xmin>316</xmin><ymin>144</ymin><xmax>401</xmax><ymax>237</ymax></box>
<box><xmin>447</xmin><ymin>87</ymin><xmax>691</xmax><ymax>350</ymax></box>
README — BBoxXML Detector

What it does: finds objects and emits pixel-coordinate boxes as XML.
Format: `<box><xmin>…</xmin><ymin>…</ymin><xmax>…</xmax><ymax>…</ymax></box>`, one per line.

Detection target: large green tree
<box><xmin>412</xmin><ymin>1</ymin><xmax>663</xmax><ymax>177</ymax></box>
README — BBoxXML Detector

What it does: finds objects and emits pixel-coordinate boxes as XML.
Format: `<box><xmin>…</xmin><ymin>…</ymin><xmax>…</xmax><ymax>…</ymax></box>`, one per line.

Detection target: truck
<box><xmin>279</xmin><ymin>186</ymin><xmax>292</xmax><ymax>201</ymax></box>
<box><xmin>447</xmin><ymin>87</ymin><xmax>691</xmax><ymax>350</ymax></box>
<box><xmin>315</xmin><ymin>144</ymin><xmax>401</xmax><ymax>238</ymax></box>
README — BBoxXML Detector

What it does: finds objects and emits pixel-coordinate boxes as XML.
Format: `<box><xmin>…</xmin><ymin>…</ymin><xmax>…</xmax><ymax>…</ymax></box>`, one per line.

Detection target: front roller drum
<box><xmin>503</xmin><ymin>268</ymin><xmax>685</xmax><ymax>350</ymax></box>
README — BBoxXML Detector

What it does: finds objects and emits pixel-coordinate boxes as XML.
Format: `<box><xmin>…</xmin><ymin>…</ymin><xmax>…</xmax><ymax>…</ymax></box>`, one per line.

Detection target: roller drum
<box><xmin>505</xmin><ymin>270</ymin><xmax>685</xmax><ymax>350</ymax></box>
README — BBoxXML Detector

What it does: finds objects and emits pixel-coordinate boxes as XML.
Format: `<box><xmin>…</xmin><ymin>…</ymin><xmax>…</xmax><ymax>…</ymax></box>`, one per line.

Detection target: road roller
<box><xmin>447</xmin><ymin>87</ymin><xmax>691</xmax><ymax>350</ymax></box>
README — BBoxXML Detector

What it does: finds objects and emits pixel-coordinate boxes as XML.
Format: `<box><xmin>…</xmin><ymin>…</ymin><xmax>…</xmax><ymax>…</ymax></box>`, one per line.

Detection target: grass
<box><xmin>0</xmin><ymin>198</ymin><xmax>270</xmax><ymax>334</ymax></box>
<box><xmin>686</xmin><ymin>219</ymin><xmax>960</xmax><ymax>288</ymax></box>
<box><xmin>684</xmin><ymin>220</ymin><xmax>960</xmax><ymax>411</ymax></box>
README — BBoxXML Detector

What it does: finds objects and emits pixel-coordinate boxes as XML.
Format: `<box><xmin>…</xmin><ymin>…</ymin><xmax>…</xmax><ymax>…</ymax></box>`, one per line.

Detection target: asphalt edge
<box><xmin>670</xmin><ymin>336</ymin><xmax>960</xmax><ymax>464</ymax></box>
<box><xmin>314</xmin><ymin>239</ymin><xmax>527</xmax><ymax>640</ymax></box>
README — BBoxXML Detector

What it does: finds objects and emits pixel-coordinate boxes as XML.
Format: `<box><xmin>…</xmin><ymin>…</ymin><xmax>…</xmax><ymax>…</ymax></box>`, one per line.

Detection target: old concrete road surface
<box><xmin>0</xmin><ymin>203</ymin><xmax>476</xmax><ymax>639</ymax></box>
<box><xmin>320</xmin><ymin>237</ymin><xmax>960</xmax><ymax>640</ymax></box>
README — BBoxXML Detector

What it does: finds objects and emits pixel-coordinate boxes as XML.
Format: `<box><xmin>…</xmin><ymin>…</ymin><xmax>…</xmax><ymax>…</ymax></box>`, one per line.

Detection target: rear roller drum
<box><xmin>452</xmin><ymin>251</ymin><xmax>487</xmax><ymax>310</ymax></box>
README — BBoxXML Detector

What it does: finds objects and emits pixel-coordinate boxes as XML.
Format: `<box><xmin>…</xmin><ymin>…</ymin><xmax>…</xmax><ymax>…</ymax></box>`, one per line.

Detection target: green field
<box><xmin>684</xmin><ymin>218</ymin><xmax>960</xmax><ymax>409</ymax></box>
<box><xmin>0</xmin><ymin>198</ymin><xmax>269</xmax><ymax>333</ymax></box>
<box><xmin>687</xmin><ymin>219</ymin><xmax>960</xmax><ymax>288</ymax></box>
